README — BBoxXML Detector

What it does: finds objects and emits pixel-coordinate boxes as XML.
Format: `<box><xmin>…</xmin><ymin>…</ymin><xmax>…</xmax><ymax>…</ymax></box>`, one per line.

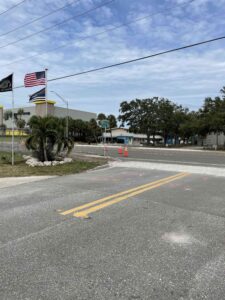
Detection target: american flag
<box><xmin>24</xmin><ymin>71</ymin><xmax>46</xmax><ymax>87</ymax></box>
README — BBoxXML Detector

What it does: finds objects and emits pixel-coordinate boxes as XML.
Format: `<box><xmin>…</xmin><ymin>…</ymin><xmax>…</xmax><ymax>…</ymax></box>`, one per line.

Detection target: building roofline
<box><xmin>33</xmin><ymin>100</ymin><xmax>56</xmax><ymax>105</ymax></box>
<box><xmin>54</xmin><ymin>106</ymin><xmax>97</xmax><ymax>115</ymax></box>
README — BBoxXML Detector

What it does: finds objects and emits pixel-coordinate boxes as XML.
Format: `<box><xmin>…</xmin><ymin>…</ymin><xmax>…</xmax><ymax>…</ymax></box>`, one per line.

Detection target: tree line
<box><xmin>3</xmin><ymin>108</ymin><xmax>26</xmax><ymax>131</ymax></box>
<box><xmin>67</xmin><ymin>113</ymin><xmax>117</xmax><ymax>143</ymax></box>
<box><xmin>2</xmin><ymin>85</ymin><xmax>225</xmax><ymax>147</ymax></box>
<box><xmin>118</xmin><ymin>86</ymin><xmax>225</xmax><ymax>146</ymax></box>
<box><xmin>1</xmin><ymin>109</ymin><xmax>117</xmax><ymax>143</ymax></box>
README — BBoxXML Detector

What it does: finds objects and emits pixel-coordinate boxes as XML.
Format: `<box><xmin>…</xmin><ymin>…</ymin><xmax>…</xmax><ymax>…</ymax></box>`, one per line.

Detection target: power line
<box><xmin>0</xmin><ymin>0</ymin><xmax>27</xmax><ymax>17</ymax></box>
<box><xmin>0</xmin><ymin>0</ymin><xmax>115</xmax><ymax>50</ymax></box>
<box><xmin>0</xmin><ymin>0</ymin><xmax>196</xmax><ymax>67</ymax></box>
<box><xmin>49</xmin><ymin>36</ymin><xmax>225</xmax><ymax>82</ymax></box>
<box><xmin>0</xmin><ymin>0</ymin><xmax>81</xmax><ymax>38</ymax></box>
<box><xmin>14</xmin><ymin>35</ymin><xmax>225</xmax><ymax>89</ymax></box>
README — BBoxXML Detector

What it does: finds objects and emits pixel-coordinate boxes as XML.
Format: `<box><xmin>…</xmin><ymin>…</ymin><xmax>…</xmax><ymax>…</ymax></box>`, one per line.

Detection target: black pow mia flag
<box><xmin>0</xmin><ymin>74</ymin><xmax>13</xmax><ymax>92</ymax></box>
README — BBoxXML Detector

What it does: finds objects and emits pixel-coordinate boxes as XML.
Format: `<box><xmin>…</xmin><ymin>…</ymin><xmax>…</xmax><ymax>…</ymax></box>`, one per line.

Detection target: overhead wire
<box><xmin>0</xmin><ymin>0</ymin><xmax>81</xmax><ymax>38</ymax></box>
<box><xmin>0</xmin><ymin>0</ymin><xmax>115</xmax><ymax>50</ymax></box>
<box><xmin>0</xmin><ymin>0</ymin><xmax>27</xmax><ymax>17</ymax></box>
<box><xmin>0</xmin><ymin>0</ymin><xmax>197</xmax><ymax>67</ymax></box>
<box><xmin>14</xmin><ymin>35</ymin><xmax>225</xmax><ymax>88</ymax></box>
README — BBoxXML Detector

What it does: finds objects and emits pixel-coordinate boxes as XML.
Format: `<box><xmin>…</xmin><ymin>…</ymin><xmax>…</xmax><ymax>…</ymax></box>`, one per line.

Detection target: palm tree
<box><xmin>88</xmin><ymin>118</ymin><xmax>99</xmax><ymax>143</ymax></box>
<box><xmin>54</xmin><ymin>117</ymin><xmax>74</xmax><ymax>156</ymax></box>
<box><xmin>26</xmin><ymin>116</ymin><xmax>58</xmax><ymax>161</ymax></box>
<box><xmin>16</xmin><ymin>119</ymin><xmax>26</xmax><ymax>137</ymax></box>
<box><xmin>17</xmin><ymin>108</ymin><xmax>24</xmax><ymax>119</ymax></box>
<box><xmin>4</xmin><ymin>110</ymin><xmax>12</xmax><ymax>121</ymax></box>
<box><xmin>107</xmin><ymin>114</ymin><xmax>117</xmax><ymax>143</ymax></box>
<box><xmin>26</xmin><ymin>116</ymin><xmax>74</xmax><ymax>162</ymax></box>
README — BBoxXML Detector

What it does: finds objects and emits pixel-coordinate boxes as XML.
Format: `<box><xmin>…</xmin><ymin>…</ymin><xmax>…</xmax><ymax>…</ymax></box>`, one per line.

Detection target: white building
<box><xmin>202</xmin><ymin>133</ymin><xmax>225</xmax><ymax>148</ymax></box>
<box><xmin>0</xmin><ymin>100</ymin><xmax>96</xmax><ymax>129</ymax></box>
<box><xmin>102</xmin><ymin>128</ymin><xmax>162</xmax><ymax>145</ymax></box>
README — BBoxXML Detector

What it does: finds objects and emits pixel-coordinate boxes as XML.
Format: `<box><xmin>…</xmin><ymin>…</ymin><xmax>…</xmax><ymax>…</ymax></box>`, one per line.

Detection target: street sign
<box><xmin>100</xmin><ymin>119</ymin><xmax>110</xmax><ymax>129</ymax></box>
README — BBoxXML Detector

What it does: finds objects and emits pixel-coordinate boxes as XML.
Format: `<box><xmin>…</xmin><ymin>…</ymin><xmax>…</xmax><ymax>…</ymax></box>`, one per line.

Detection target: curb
<box><xmin>87</xmin><ymin>163</ymin><xmax>110</xmax><ymax>172</ymax></box>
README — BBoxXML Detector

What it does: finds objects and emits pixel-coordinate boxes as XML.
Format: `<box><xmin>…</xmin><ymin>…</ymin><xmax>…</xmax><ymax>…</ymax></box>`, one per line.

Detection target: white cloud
<box><xmin>0</xmin><ymin>0</ymin><xmax>224</xmax><ymax>117</ymax></box>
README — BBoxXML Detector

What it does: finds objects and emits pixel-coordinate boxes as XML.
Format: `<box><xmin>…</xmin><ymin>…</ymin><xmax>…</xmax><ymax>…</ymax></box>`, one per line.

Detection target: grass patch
<box><xmin>0</xmin><ymin>151</ymin><xmax>24</xmax><ymax>164</ymax></box>
<box><xmin>0</xmin><ymin>151</ymin><xmax>106</xmax><ymax>177</ymax></box>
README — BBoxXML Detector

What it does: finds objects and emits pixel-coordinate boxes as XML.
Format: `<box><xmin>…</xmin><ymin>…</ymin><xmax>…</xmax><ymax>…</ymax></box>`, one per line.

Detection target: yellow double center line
<box><xmin>60</xmin><ymin>172</ymin><xmax>189</xmax><ymax>219</ymax></box>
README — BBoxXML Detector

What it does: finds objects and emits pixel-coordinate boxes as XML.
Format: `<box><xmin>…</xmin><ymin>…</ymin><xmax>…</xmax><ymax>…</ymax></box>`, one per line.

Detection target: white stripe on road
<box><xmin>120</xmin><ymin>157</ymin><xmax>225</xmax><ymax>168</ymax></box>
<box><xmin>110</xmin><ymin>161</ymin><xmax>225</xmax><ymax>177</ymax></box>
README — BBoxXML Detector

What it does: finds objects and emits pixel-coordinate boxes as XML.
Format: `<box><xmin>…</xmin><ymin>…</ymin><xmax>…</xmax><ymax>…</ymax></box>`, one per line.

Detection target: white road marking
<box><xmin>122</xmin><ymin>157</ymin><xmax>225</xmax><ymax>167</ymax></box>
<box><xmin>111</xmin><ymin>161</ymin><xmax>225</xmax><ymax>177</ymax></box>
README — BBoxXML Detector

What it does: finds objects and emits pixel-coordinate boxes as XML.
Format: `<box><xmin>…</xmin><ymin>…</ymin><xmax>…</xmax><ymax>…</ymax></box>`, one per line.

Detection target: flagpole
<box><xmin>45</xmin><ymin>68</ymin><xmax>48</xmax><ymax>116</ymax></box>
<box><xmin>11</xmin><ymin>73</ymin><xmax>14</xmax><ymax>166</ymax></box>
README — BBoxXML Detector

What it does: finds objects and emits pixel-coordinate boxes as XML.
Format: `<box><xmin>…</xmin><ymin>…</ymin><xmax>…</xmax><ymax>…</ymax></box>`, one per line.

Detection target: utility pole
<box><xmin>45</xmin><ymin>68</ymin><xmax>48</xmax><ymax>116</ymax></box>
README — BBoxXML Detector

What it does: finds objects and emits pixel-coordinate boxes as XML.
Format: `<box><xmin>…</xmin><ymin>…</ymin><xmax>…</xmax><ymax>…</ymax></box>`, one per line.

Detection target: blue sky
<box><xmin>0</xmin><ymin>0</ymin><xmax>225</xmax><ymax>116</ymax></box>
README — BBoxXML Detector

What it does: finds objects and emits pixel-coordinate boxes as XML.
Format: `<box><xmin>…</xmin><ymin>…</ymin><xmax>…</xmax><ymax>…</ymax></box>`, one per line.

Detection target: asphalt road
<box><xmin>73</xmin><ymin>145</ymin><xmax>225</xmax><ymax>167</ymax></box>
<box><xmin>1</xmin><ymin>165</ymin><xmax>225</xmax><ymax>299</ymax></box>
<box><xmin>1</xmin><ymin>142</ymin><xmax>225</xmax><ymax>167</ymax></box>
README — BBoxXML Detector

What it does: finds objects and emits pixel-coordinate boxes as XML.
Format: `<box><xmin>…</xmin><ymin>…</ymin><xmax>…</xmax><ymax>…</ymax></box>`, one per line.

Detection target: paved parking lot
<box><xmin>1</xmin><ymin>162</ymin><xmax>225</xmax><ymax>299</ymax></box>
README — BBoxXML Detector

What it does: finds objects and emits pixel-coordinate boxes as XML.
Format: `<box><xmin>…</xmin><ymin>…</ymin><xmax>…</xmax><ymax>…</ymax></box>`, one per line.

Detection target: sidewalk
<box><xmin>0</xmin><ymin>176</ymin><xmax>55</xmax><ymax>189</ymax></box>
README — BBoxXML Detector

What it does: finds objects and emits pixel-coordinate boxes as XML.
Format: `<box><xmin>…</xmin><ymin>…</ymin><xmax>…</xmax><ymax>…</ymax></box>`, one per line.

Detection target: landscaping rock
<box><xmin>23</xmin><ymin>155</ymin><xmax>31</xmax><ymax>160</ymax></box>
<box><xmin>24</xmin><ymin>156</ymin><xmax>73</xmax><ymax>167</ymax></box>
<box><xmin>64</xmin><ymin>158</ymin><xmax>72</xmax><ymax>163</ymax></box>
<box><xmin>43</xmin><ymin>161</ymin><xmax>52</xmax><ymax>166</ymax></box>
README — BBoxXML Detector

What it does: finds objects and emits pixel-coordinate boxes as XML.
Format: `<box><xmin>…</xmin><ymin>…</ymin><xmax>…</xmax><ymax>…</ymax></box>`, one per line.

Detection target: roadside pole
<box><xmin>100</xmin><ymin>119</ymin><xmax>109</xmax><ymax>158</ymax></box>
<box><xmin>45</xmin><ymin>68</ymin><xmax>48</xmax><ymax>116</ymax></box>
<box><xmin>45</xmin><ymin>69</ymin><xmax>48</xmax><ymax>156</ymax></box>
<box><xmin>66</xmin><ymin>100</ymin><xmax>69</xmax><ymax>139</ymax></box>
<box><xmin>11</xmin><ymin>73</ymin><xmax>15</xmax><ymax>166</ymax></box>
<box><xmin>104</xmin><ymin>127</ymin><xmax>106</xmax><ymax>157</ymax></box>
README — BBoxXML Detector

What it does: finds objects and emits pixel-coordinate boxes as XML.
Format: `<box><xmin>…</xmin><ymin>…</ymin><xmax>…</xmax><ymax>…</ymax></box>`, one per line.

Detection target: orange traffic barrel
<box><xmin>124</xmin><ymin>146</ymin><xmax>128</xmax><ymax>157</ymax></box>
<box><xmin>118</xmin><ymin>146</ymin><xmax>123</xmax><ymax>155</ymax></box>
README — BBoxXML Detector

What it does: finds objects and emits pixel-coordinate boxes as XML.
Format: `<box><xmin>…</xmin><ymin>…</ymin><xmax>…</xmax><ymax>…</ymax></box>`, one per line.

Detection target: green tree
<box><xmin>16</xmin><ymin>119</ymin><xmax>26</xmax><ymax>130</ymax></box>
<box><xmin>97</xmin><ymin>113</ymin><xmax>107</xmax><ymax>142</ymax></box>
<box><xmin>4</xmin><ymin>110</ymin><xmax>12</xmax><ymax>121</ymax></box>
<box><xmin>157</xmin><ymin>99</ymin><xmax>176</xmax><ymax>145</ymax></box>
<box><xmin>171</xmin><ymin>106</ymin><xmax>189</xmax><ymax>144</ymax></box>
<box><xmin>26</xmin><ymin>116</ymin><xmax>73</xmax><ymax>162</ymax></box>
<box><xmin>15</xmin><ymin>108</ymin><xmax>26</xmax><ymax>132</ymax></box>
<box><xmin>54</xmin><ymin>117</ymin><xmax>74</xmax><ymax>156</ymax></box>
<box><xmin>220</xmin><ymin>86</ymin><xmax>225</xmax><ymax>97</ymax></box>
<box><xmin>179</xmin><ymin>111</ymin><xmax>199</xmax><ymax>144</ymax></box>
<box><xmin>88</xmin><ymin>118</ymin><xmax>100</xmax><ymax>143</ymax></box>
<box><xmin>119</xmin><ymin>98</ymin><xmax>159</xmax><ymax>145</ymax></box>
<box><xmin>107</xmin><ymin>114</ymin><xmax>117</xmax><ymax>142</ymax></box>
<box><xmin>107</xmin><ymin>114</ymin><xmax>117</xmax><ymax>128</ymax></box>
<box><xmin>71</xmin><ymin>119</ymin><xmax>89</xmax><ymax>142</ymax></box>
<box><xmin>17</xmin><ymin>108</ymin><xmax>24</xmax><ymax>119</ymax></box>
<box><xmin>0</xmin><ymin>123</ymin><xmax>6</xmax><ymax>134</ymax></box>
<box><xmin>198</xmin><ymin>97</ymin><xmax>225</xmax><ymax>146</ymax></box>
<box><xmin>97</xmin><ymin>113</ymin><xmax>107</xmax><ymax>121</ymax></box>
